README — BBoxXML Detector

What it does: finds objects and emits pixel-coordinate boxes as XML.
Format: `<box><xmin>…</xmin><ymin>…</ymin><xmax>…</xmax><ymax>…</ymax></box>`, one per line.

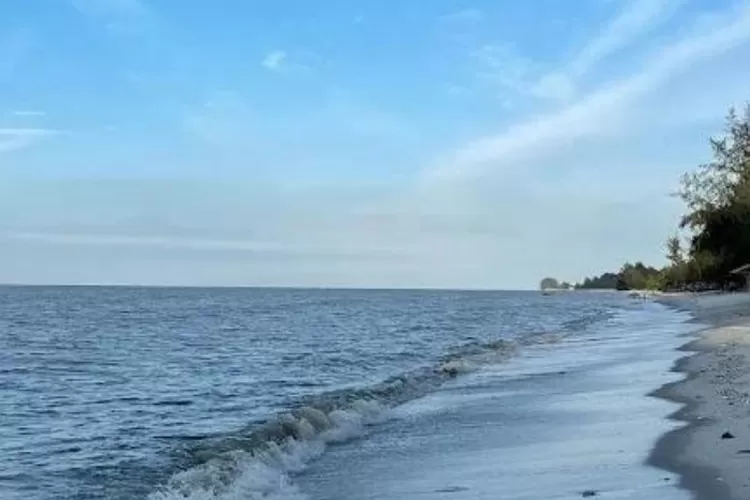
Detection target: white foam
<box><xmin>147</xmin><ymin>400</ymin><xmax>387</xmax><ymax>500</ymax></box>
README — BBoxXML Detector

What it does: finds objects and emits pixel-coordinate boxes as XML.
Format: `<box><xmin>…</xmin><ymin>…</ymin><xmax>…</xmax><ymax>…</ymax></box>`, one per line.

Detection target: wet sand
<box><xmin>653</xmin><ymin>292</ymin><xmax>750</xmax><ymax>500</ymax></box>
<box><xmin>297</xmin><ymin>302</ymin><xmax>694</xmax><ymax>499</ymax></box>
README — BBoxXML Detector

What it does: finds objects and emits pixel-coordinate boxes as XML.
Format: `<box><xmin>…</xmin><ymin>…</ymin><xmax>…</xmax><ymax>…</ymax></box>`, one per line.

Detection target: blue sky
<box><xmin>2</xmin><ymin>0</ymin><xmax>750</xmax><ymax>288</ymax></box>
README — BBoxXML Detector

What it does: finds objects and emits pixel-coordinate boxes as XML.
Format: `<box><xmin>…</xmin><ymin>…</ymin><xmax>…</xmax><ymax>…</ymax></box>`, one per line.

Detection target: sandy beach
<box><xmin>653</xmin><ymin>292</ymin><xmax>750</xmax><ymax>500</ymax></box>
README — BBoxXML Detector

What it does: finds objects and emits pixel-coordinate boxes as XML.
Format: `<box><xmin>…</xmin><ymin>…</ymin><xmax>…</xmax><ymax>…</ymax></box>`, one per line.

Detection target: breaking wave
<box><xmin>147</xmin><ymin>321</ymin><xmax>600</xmax><ymax>500</ymax></box>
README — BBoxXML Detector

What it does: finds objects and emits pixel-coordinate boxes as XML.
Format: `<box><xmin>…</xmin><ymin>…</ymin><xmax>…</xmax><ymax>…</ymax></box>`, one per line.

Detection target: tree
<box><xmin>678</xmin><ymin>106</ymin><xmax>750</xmax><ymax>232</ymax></box>
<box><xmin>618</xmin><ymin>261</ymin><xmax>662</xmax><ymax>290</ymax></box>
<box><xmin>666</xmin><ymin>235</ymin><xmax>684</xmax><ymax>267</ymax></box>
<box><xmin>539</xmin><ymin>277</ymin><xmax>559</xmax><ymax>290</ymax></box>
<box><xmin>675</xmin><ymin>104</ymin><xmax>750</xmax><ymax>283</ymax></box>
<box><xmin>577</xmin><ymin>105</ymin><xmax>750</xmax><ymax>292</ymax></box>
<box><xmin>575</xmin><ymin>272</ymin><xmax>620</xmax><ymax>289</ymax></box>
<box><xmin>645</xmin><ymin>272</ymin><xmax>666</xmax><ymax>291</ymax></box>
<box><xmin>688</xmin><ymin>250</ymin><xmax>718</xmax><ymax>283</ymax></box>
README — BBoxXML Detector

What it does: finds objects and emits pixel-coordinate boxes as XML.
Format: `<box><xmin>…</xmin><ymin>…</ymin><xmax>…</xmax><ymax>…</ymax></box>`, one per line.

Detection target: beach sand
<box><xmin>653</xmin><ymin>292</ymin><xmax>750</xmax><ymax>500</ymax></box>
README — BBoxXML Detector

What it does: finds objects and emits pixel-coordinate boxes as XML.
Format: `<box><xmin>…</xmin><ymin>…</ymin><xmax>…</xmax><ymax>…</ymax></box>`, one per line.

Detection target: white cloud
<box><xmin>529</xmin><ymin>73</ymin><xmax>576</xmax><ymax>101</ymax></box>
<box><xmin>3</xmin><ymin>231</ymin><xmax>417</xmax><ymax>259</ymax></box>
<box><xmin>0</xmin><ymin>128</ymin><xmax>60</xmax><ymax>153</ymax></box>
<box><xmin>572</xmin><ymin>0</ymin><xmax>677</xmax><ymax>77</ymax></box>
<box><xmin>445</xmin><ymin>84</ymin><xmax>471</xmax><ymax>97</ymax></box>
<box><xmin>5</xmin><ymin>2</ymin><xmax>750</xmax><ymax>288</ymax></box>
<box><xmin>462</xmin><ymin>1</ymin><xmax>676</xmax><ymax>104</ymax></box>
<box><xmin>471</xmin><ymin>43</ymin><xmax>536</xmax><ymax>103</ymax></box>
<box><xmin>0</xmin><ymin>181</ymin><xmax>681</xmax><ymax>288</ymax></box>
<box><xmin>11</xmin><ymin>110</ymin><xmax>46</xmax><ymax>117</ymax></box>
<box><xmin>432</xmin><ymin>3</ymin><xmax>750</xmax><ymax>180</ymax></box>
<box><xmin>529</xmin><ymin>0</ymin><xmax>677</xmax><ymax>101</ymax></box>
<box><xmin>262</xmin><ymin>50</ymin><xmax>287</xmax><ymax>71</ymax></box>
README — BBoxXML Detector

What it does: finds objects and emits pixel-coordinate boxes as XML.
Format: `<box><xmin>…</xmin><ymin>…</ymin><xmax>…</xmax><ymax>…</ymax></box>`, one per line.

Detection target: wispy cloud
<box><xmin>11</xmin><ymin>110</ymin><xmax>46</xmax><ymax>117</ymax></box>
<box><xmin>0</xmin><ymin>128</ymin><xmax>60</xmax><ymax>154</ymax></box>
<box><xmin>260</xmin><ymin>49</ymin><xmax>313</xmax><ymax>76</ymax></box>
<box><xmin>471</xmin><ymin>43</ymin><xmax>536</xmax><ymax>105</ymax></box>
<box><xmin>573</xmin><ymin>0</ymin><xmax>677</xmax><ymax>77</ymax></box>
<box><xmin>532</xmin><ymin>0</ymin><xmax>678</xmax><ymax>100</ymax></box>
<box><xmin>261</xmin><ymin>50</ymin><xmax>287</xmax><ymax>71</ymax></box>
<box><xmin>432</xmin><ymin>4</ymin><xmax>750</xmax><ymax>180</ymax></box>
<box><xmin>5</xmin><ymin>231</ymin><xmax>417</xmax><ymax>260</ymax></box>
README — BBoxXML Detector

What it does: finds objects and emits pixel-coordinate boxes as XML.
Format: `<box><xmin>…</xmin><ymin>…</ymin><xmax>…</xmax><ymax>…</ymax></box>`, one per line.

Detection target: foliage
<box><xmin>674</xmin><ymin>104</ymin><xmax>750</xmax><ymax>284</ymax></box>
<box><xmin>619</xmin><ymin>262</ymin><xmax>662</xmax><ymax>290</ymax></box>
<box><xmin>678</xmin><ymin>106</ymin><xmax>750</xmax><ymax>230</ymax></box>
<box><xmin>573</xmin><ymin>104</ymin><xmax>750</xmax><ymax>292</ymax></box>
<box><xmin>644</xmin><ymin>272</ymin><xmax>666</xmax><ymax>291</ymax></box>
<box><xmin>575</xmin><ymin>272</ymin><xmax>619</xmax><ymax>290</ymax></box>
<box><xmin>576</xmin><ymin>263</ymin><xmax>662</xmax><ymax>291</ymax></box>
<box><xmin>665</xmin><ymin>235</ymin><xmax>684</xmax><ymax>267</ymax></box>
<box><xmin>539</xmin><ymin>277</ymin><xmax>559</xmax><ymax>290</ymax></box>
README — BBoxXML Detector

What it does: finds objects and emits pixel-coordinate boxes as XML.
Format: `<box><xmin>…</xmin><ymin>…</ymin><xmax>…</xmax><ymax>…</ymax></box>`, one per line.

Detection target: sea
<box><xmin>0</xmin><ymin>287</ymin><xmax>698</xmax><ymax>500</ymax></box>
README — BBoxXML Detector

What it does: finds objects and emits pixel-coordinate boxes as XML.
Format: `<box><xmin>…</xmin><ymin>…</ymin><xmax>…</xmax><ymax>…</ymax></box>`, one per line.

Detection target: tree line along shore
<box><xmin>541</xmin><ymin>104</ymin><xmax>750</xmax><ymax>293</ymax></box>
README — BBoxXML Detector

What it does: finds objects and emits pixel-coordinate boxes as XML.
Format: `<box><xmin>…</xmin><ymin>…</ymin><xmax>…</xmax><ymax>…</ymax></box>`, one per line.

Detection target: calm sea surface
<box><xmin>0</xmin><ymin>287</ymin><xmax>647</xmax><ymax>499</ymax></box>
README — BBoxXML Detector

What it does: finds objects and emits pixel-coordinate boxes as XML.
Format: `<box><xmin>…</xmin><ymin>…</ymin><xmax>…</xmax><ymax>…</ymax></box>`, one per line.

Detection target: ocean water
<box><xmin>0</xmin><ymin>287</ymin><xmax>692</xmax><ymax>500</ymax></box>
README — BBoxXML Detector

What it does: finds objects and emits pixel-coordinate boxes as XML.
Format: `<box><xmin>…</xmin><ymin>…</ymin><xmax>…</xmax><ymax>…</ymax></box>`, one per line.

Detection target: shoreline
<box><xmin>294</xmin><ymin>299</ymin><xmax>692</xmax><ymax>499</ymax></box>
<box><xmin>650</xmin><ymin>293</ymin><xmax>750</xmax><ymax>500</ymax></box>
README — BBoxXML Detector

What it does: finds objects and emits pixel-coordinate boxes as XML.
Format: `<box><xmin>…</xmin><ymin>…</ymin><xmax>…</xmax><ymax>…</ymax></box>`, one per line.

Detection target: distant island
<box><xmin>539</xmin><ymin>277</ymin><xmax>572</xmax><ymax>291</ymax></box>
<box><xmin>566</xmin><ymin>105</ymin><xmax>750</xmax><ymax>293</ymax></box>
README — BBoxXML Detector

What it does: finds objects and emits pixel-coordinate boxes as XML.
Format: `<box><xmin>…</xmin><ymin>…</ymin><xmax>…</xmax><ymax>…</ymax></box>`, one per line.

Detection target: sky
<box><xmin>2</xmin><ymin>0</ymin><xmax>750</xmax><ymax>289</ymax></box>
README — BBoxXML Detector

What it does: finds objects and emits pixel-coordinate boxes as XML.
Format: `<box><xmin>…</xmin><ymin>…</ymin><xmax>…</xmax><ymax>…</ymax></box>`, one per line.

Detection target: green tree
<box><xmin>645</xmin><ymin>272</ymin><xmax>666</xmax><ymax>291</ymax></box>
<box><xmin>539</xmin><ymin>277</ymin><xmax>559</xmax><ymax>290</ymax></box>
<box><xmin>666</xmin><ymin>235</ymin><xmax>684</xmax><ymax>267</ymax></box>
<box><xmin>676</xmin><ymin>104</ymin><xmax>750</xmax><ymax>283</ymax></box>
<box><xmin>678</xmin><ymin>106</ymin><xmax>750</xmax><ymax>231</ymax></box>
<box><xmin>662</xmin><ymin>235</ymin><xmax>687</xmax><ymax>288</ymax></box>
<box><xmin>688</xmin><ymin>251</ymin><xmax>718</xmax><ymax>283</ymax></box>
<box><xmin>575</xmin><ymin>272</ymin><xmax>619</xmax><ymax>289</ymax></box>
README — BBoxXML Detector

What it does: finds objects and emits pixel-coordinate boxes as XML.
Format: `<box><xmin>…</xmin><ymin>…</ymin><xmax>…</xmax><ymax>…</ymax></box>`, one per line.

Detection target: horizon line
<box><xmin>0</xmin><ymin>282</ymin><xmax>538</xmax><ymax>292</ymax></box>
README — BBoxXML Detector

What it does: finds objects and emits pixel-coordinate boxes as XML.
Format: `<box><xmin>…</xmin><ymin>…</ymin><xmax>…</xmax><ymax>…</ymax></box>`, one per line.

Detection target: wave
<box><xmin>147</xmin><ymin>314</ymin><xmax>609</xmax><ymax>500</ymax></box>
<box><xmin>149</xmin><ymin>401</ymin><xmax>384</xmax><ymax>500</ymax></box>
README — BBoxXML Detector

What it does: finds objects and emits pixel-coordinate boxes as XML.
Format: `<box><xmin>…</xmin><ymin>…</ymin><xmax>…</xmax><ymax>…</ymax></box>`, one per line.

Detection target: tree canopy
<box><xmin>571</xmin><ymin>104</ymin><xmax>750</xmax><ymax>292</ymax></box>
<box><xmin>539</xmin><ymin>277</ymin><xmax>559</xmax><ymax>290</ymax></box>
<box><xmin>575</xmin><ymin>272</ymin><xmax>619</xmax><ymax>290</ymax></box>
<box><xmin>673</xmin><ymin>105</ymin><xmax>750</xmax><ymax>286</ymax></box>
<box><xmin>576</xmin><ymin>263</ymin><xmax>661</xmax><ymax>291</ymax></box>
